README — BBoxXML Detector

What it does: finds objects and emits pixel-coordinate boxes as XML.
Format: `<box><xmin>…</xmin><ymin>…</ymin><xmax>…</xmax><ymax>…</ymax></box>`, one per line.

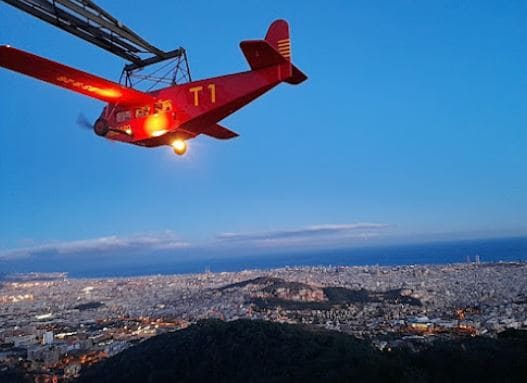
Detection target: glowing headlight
<box><xmin>171</xmin><ymin>139</ymin><xmax>187</xmax><ymax>155</ymax></box>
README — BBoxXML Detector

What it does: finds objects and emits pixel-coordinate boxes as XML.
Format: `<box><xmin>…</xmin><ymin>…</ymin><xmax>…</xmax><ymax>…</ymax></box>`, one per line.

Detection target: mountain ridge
<box><xmin>75</xmin><ymin>319</ymin><xmax>527</xmax><ymax>383</ymax></box>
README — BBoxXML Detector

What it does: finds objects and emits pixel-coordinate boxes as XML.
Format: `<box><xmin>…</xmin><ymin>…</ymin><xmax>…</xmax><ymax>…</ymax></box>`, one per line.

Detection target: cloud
<box><xmin>0</xmin><ymin>223</ymin><xmax>391</xmax><ymax>261</ymax></box>
<box><xmin>0</xmin><ymin>232</ymin><xmax>189</xmax><ymax>260</ymax></box>
<box><xmin>216</xmin><ymin>223</ymin><xmax>390</xmax><ymax>248</ymax></box>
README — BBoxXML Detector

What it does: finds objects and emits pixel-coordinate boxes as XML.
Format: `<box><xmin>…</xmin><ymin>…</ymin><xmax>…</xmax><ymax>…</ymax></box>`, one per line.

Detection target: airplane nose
<box><xmin>94</xmin><ymin>118</ymin><xmax>109</xmax><ymax>136</ymax></box>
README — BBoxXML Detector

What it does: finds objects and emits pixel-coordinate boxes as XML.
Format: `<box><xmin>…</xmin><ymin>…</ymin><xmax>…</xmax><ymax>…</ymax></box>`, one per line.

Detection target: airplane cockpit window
<box><xmin>116</xmin><ymin>110</ymin><xmax>131</xmax><ymax>122</ymax></box>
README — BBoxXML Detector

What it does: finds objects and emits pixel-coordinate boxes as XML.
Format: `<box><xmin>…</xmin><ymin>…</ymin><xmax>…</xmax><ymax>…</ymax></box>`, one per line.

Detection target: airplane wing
<box><xmin>0</xmin><ymin>45</ymin><xmax>155</xmax><ymax>105</ymax></box>
<box><xmin>201</xmin><ymin>124</ymin><xmax>239</xmax><ymax>139</ymax></box>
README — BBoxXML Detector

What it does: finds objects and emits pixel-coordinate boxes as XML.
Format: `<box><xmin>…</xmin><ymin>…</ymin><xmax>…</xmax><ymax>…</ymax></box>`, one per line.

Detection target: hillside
<box><xmin>0</xmin><ymin>367</ymin><xmax>29</xmax><ymax>383</ymax></box>
<box><xmin>76</xmin><ymin>319</ymin><xmax>527</xmax><ymax>383</ymax></box>
<box><xmin>219</xmin><ymin>276</ymin><xmax>422</xmax><ymax>311</ymax></box>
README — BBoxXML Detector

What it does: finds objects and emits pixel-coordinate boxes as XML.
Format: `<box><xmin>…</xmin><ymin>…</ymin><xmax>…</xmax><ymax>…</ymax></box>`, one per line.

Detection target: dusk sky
<box><xmin>1</xmin><ymin>1</ymin><xmax>526</xmax><ymax>263</ymax></box>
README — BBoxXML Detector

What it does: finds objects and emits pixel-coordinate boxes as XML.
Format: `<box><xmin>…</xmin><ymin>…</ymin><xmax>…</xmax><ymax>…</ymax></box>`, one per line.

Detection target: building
<box><xmin>42</xmin><ymin>331</ymin><xmax>54</xmax><ymax>345</ymax></box>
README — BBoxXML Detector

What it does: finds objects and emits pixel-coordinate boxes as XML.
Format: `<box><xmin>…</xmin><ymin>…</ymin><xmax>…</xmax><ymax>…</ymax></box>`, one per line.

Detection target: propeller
<box><xmin>76</xmin><ymin>115</ymin><xmax>128</xmax><ymax>141</ymax></box>
<box><xmin>77</xmin><ymin>114</ymin><xmax>93</xmax><ymax>131</ymax></box>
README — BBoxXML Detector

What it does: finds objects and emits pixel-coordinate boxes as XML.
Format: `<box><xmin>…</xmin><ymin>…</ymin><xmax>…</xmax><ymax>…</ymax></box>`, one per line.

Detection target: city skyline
<box><xmin>1</xmin><ymin>262</ymin><xmax>526</xmax><ymax>381</ymax></box>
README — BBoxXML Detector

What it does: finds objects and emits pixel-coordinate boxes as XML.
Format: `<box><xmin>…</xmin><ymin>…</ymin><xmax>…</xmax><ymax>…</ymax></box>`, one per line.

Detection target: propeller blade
<box><xmin>77</xmin><ymin>114</ymin><xmax>93</xmax><ymax>130</ymax></box>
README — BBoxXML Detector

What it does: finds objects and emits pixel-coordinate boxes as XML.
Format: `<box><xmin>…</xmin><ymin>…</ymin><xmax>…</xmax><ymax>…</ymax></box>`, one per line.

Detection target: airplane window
<box><xmin>116</xmin><ymin>110</ymin><xmax>131</xmax><ymax>122</ymax></box>
<box><xmin>135</xmin><ymin>106</ymin><xmax>150</xmax><ymax>118</ymax></box>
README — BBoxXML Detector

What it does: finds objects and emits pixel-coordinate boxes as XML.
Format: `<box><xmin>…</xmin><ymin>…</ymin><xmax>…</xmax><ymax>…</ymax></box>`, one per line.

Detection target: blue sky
<box><xmin>0</xmin><ymin>1</ymin><xmax>526</xmax><ymax>262</ymax></box>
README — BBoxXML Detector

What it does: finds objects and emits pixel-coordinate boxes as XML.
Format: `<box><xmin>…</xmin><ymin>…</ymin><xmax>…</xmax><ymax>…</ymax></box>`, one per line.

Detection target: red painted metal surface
<box><xmin>0</xmin><ymin>46</ymin><xmax>155</xmax><ymax>105</ymax></box>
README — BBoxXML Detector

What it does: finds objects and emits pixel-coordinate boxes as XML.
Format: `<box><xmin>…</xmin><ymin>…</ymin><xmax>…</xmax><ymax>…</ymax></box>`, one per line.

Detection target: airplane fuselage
<box><xmin>100</xmin><ymin>63</ymin><xmax>289</xmax><ymax>148</ymax></box>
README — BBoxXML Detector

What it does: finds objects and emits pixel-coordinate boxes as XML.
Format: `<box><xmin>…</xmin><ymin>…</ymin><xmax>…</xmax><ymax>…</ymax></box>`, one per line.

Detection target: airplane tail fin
<box><xmin>264</xmin><ymin>19</ymin><xmax>293</xmax><ymax>62</ymax></box>
<box><xmin>240</xmin><ymin>19</ymin><xmax>307</xmax><ymax>85</ymax></box>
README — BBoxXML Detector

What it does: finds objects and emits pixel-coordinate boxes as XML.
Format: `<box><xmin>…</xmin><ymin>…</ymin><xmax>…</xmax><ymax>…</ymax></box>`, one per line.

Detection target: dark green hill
<box><xmin>0</xmin><ymin>367</ymin><xmax>29</xmax><ymax>383</ymax></box>
<box><xmin>75</xmin><ymin>320</ymin><xmax>527</xmax><ymax>383</ymax></box>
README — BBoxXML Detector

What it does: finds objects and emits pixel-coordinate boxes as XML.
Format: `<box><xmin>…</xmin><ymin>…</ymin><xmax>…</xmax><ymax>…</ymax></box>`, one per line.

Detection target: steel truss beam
<box><xmin>1</xmin><ymin>0</ymin><xmax>190</xmax><ymax>74</ymax></box>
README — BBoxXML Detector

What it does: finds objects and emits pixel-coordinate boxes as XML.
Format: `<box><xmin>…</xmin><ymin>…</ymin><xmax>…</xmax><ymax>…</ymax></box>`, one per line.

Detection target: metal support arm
<box><xmin>1</xmin><ymin>0</ymin><xmax>190</xmax><ymax>75</ymax></box>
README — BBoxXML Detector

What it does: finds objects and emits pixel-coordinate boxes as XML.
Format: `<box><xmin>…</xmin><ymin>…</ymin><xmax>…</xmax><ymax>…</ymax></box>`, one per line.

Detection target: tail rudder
<box><xmin>265</xmin><ymin>20</ymin><xmax>292</xmax><ymax>62</ymax></box>
<box><xmin>265</xmin><ymin>20</ymin><xmax>307</xmax><ymax>84</ymax></box>
<box><xmin>240</xmin><ymin>19</ymin><xmax>307</xmax><ymax>85</ymax></box>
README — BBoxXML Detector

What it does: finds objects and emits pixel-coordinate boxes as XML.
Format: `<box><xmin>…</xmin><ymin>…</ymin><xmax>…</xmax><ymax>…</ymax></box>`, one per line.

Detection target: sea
<box><xmin>64</xmin><ymin>236</ymin><xmax>527</xmax><ymax>278</ymax></box>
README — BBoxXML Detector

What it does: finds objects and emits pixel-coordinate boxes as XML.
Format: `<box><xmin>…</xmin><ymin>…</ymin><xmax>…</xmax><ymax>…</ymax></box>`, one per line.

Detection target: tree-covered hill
<box><xmin>76</xmin><ymin>319</ymin><xmax>527</xmax><ymax>383</ymax></box>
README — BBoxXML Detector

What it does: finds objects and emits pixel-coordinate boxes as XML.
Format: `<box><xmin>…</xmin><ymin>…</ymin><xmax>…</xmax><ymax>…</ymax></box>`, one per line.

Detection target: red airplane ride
<box><xmin>0</xmin><ymin>20</ymin><xmax>306</xmax><ymax>155</ymax></box>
